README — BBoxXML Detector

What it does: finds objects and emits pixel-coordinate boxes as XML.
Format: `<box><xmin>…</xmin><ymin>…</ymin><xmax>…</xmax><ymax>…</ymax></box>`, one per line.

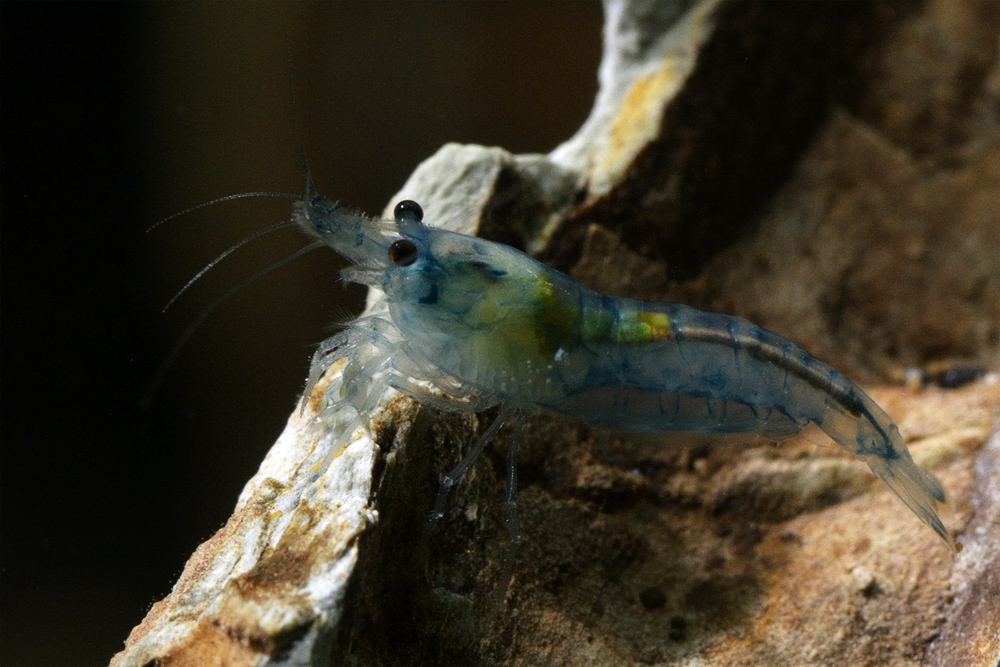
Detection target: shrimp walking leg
<box><xmin>425</xmin><ymin>407</ymin><xmax>523</xmax><ymax>537</ymax></box>
<box><xmin>503</xmin><ymin>431</ymin><xmax>522</xmax><ymax>551</ymax></box>
<box><xmin>302</xmin><ymin>316</ymin><xmax>396</xmax><ymax>409</ymax></box>
<box><xmin>297</xmin><ymin>337</ymin><xmax>396</xmax><ymax>481</ymax></box>
<box><xmin>494</xmin><ymin>422</ymin><xmax>527</xmax><ymax>608</ymax></box>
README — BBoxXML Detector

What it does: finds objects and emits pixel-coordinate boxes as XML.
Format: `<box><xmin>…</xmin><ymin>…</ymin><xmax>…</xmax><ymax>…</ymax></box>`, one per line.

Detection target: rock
<box><xmin>111</xmin><ymin>1</ymin><xmax>1000</xmax><ymax>665</ymax></box>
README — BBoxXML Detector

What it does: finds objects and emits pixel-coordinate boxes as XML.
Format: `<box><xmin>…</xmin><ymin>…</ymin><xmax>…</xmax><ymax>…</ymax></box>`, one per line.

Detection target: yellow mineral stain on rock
<box><xmin>589</xmin><ymin>0</ymin><xmax>719</xmax><ymax>197</ymax></box>
<box><xmin>592</xmin><ymin>58</ymin><xmax>685</xmax><ymax>195</ymax></box>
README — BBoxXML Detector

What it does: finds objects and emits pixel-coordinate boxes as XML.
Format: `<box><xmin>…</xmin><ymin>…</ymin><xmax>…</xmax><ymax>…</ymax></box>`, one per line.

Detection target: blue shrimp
<box><xmin>295</xmin><ymin>185</ymin><xmax>957</xmax><ymax>553</ymax></box>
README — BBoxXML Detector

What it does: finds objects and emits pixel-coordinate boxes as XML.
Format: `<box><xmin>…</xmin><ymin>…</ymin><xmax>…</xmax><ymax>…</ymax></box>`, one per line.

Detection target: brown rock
<box><xmin>113</xmin><ymin>1</ymin><xmax>1000</xmax><ymax>665</ymax></box>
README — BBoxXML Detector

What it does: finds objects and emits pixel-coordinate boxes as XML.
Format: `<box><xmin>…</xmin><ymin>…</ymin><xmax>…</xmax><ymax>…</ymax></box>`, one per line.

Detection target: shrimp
<box><xmin>294</xmin><ymin>184</ymin><xmax>957</xmax><ymax>553</ymax></box>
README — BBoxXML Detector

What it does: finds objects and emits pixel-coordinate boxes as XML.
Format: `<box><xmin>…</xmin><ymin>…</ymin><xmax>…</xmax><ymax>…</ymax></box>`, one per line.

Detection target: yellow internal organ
<box><xmin>621</xmin><ymin>311</ymin><xmax>672</xmax><ymax>342</ymax></box>
<box><xmin>530</xmin><ymin>276</ymin><xmax>580</xmax><ymax>357</ymax></box>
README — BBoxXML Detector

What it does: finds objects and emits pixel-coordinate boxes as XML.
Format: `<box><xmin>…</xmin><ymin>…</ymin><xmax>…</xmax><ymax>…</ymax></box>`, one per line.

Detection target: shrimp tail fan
<box><xmin>859</xmin><ymin>451</ymin><xmax>957</xmax><ymax>552</ymax></box>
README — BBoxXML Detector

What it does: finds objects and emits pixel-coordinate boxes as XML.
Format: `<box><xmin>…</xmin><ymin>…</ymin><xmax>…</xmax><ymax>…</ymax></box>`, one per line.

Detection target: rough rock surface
<box><xmin>112</xmin><ymin>1</ymin><xmax>999</xmax><ymax>665</ymax></box>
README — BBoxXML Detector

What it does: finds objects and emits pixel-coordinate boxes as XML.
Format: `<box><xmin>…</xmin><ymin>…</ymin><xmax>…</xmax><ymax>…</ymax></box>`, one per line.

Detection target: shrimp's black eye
<box><xmin>388</xmin><ymin>239</ymin><xmax>419</xmax><ymax>267</ymax></box>
<box><xmin>393</xmin><ymin>200</ymin><xmax>424</xmax><ymax>223</ymax></box>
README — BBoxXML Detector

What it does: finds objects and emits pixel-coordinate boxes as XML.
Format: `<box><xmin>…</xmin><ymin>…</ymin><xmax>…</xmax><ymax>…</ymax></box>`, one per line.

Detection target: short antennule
<box><xmin>285</xmin><ymin>49</ymin><xmax>317</xmax><ymax>203</ymax></box>
<box><xmin>297</xmin><ymin>145</ymin><xmax>318</xmax><ymax>201</ymax></box>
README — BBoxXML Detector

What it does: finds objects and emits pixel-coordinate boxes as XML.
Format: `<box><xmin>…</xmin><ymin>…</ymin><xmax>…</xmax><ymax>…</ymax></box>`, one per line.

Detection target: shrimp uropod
<box><xmin>295</xmin><ymin>190</ymin><xmax>956</xmax><ymax>554</ymax></box>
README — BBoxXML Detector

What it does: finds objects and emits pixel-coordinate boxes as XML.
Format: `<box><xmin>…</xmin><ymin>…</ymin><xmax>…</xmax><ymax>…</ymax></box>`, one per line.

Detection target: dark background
<box><xmin>0</xmin><ymin>4</ymin><xmax>601</xmax><ymax>665</ymax></box>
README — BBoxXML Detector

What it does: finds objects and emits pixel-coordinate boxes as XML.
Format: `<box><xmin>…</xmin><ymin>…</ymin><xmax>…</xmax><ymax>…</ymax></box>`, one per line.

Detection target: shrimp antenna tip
<box><xmin>147</xmin><ymin>192</ymin><xmax>304</xmax><ymax>233</ymax></box>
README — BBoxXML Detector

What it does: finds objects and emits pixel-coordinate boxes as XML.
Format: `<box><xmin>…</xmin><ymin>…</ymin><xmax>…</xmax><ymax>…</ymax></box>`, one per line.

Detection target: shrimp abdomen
<box><xmin>548</xmin><ymin>298</ymin><xmax>953</xmax><ymax>548</ymax></box>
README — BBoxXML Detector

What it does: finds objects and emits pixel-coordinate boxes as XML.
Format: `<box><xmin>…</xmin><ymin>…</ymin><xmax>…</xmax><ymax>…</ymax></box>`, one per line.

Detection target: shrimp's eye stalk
<box><xmin>393</xmin><ymin>200</ymin><xmax>424</xmax><ymax>223</ymax></box>
<box><xmin>388</xmin><ymin>239</ymin><xmax>419</xmax><ymax>267</ymax></box>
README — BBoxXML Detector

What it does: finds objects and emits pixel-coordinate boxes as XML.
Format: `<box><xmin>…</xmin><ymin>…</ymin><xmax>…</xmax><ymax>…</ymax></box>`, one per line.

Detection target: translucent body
<box><xmin>295</xmin><ymin>194</ymin><xmax>955</xmax><ymax>551</ymax></box>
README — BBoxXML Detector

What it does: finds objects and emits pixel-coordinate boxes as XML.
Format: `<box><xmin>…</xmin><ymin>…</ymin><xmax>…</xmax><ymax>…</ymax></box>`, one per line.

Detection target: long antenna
<box><xmin>147</xmin><ymin>192</ymin><xmax>302</xmax><ymax>233</ymax></box>
<box><xmin>144</xmin><ymin>31</ymin><xmax>326</xmax><ymax>410</ymax></box>
<box><xmin>161</xmin><ymin>219</ymin><xmax>298</xmax><ymax>312</ymax></box>
<box><xmin>140</xmin><ymin>240</ymin><xmax>326</xmax><ymax>410</ymax></box>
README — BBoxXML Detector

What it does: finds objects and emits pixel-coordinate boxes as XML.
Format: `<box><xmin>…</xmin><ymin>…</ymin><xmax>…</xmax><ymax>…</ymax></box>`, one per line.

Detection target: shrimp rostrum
<box><xmin>295</xmin><ymin>190</ymin><xmax>956</xmax><ymax>552</ymax></box>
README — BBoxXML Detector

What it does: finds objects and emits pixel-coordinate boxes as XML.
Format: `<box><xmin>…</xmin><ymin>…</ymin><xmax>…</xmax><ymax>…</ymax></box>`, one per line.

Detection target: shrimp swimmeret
<box><xmin>293</xmin><ymin>188</ymin><xmax>956</xmax><ymax>553</ymax></box>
